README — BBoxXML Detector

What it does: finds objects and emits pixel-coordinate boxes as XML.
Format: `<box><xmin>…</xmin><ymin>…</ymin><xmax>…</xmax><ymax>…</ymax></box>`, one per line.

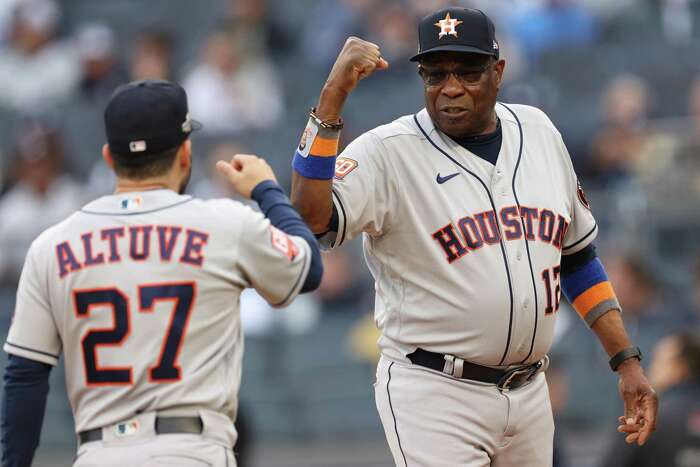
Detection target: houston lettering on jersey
<box><xmin>432</xmin><ymin>206</ymin><xmax>569</xmax><ymax>263</ymax></box>
<box><xmin>56</xmin><ymin>225</ymin><xmax>209</xmax><ymax>278</ymax></box>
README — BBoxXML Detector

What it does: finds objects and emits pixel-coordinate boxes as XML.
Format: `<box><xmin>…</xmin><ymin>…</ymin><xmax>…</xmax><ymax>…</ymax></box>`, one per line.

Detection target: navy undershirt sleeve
<box><xmin>2</xmin><ymin>355</ymin><xmax>51</xmax><ymax>467</ymax></box>
<box><xmin>251</xmin><ymin>180</ymin><xmax>323</xmax><ymax>293</ymax></box>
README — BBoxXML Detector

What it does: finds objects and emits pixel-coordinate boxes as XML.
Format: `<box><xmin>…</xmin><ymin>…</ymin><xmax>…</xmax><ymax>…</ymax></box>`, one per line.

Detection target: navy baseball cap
<box><xmin>410</xmin><ymin>7</ymin><xmax>499</xmax><ymax>62</ymax></box>
<box><xmin>104</xmin><ymin>80</ymin><xmax>201</xmax><ymax>159</ymax></box>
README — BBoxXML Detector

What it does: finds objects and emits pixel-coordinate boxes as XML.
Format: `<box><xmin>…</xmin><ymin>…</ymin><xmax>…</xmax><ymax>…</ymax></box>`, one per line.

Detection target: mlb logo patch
<box><xmin>129</xmin><ymin>140</ymin><xmax>147</xmax><ymax>153</ymax></box>
<box><xmin>121</xmin><ymin>196</ymin><xmax>143</xmax><ymax>210</ymax></box>
<box><xmin>115</xmin><ymin>419</ymin><xmax>140</xmax><ymax>438</ymax></box>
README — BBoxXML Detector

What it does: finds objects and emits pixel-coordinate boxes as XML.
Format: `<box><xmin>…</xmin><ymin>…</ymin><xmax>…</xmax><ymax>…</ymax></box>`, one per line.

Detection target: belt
<box><xmin>78</xmin><ymin>416</ymin><xmax>203</xmax><ymax>445</ymax></box>
<box><xmin>407</xmin><ymin>348</ymin><xmax>545</xmax><ymax>391</ymax></box>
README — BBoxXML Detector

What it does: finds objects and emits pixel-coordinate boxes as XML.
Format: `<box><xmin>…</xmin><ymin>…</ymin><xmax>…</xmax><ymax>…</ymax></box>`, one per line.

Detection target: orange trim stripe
<box><xmin>572</xmin><ymin>281</ymin><xmax>615</xmax><ymax>319</ymax></box>
<box><xmin>310</xmin><ymin>136</ymin><xmax>339</xmax><ymax>157</ymax></box>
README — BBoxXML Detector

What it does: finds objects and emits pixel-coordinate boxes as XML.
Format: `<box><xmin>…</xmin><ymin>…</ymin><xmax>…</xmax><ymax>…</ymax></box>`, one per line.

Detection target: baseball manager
<box><xmin>290</xmin><ymin>7</ymin><xmax>658</xmax><ymax>466</ymax></box>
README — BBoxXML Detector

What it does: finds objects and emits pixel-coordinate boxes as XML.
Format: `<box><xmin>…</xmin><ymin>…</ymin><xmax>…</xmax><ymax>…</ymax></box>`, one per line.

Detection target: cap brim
<box><xmin>410</xmin><ymin>45</ymin><xmax>495</xmax><ymax>62</ymax></box>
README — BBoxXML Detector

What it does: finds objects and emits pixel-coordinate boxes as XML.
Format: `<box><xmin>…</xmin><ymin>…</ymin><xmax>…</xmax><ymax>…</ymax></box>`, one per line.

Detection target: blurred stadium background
<box><xmin>1</xmin><ymin>0</ymin><xmax>700</xmax><ymax>466</ymax></box>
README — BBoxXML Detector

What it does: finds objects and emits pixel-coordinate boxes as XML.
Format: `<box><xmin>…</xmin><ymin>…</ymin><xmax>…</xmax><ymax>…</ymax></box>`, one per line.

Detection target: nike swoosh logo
<box><xmin>436</xmin><ymin>172</ymin><xmax>460</xmax><ymax>184</ymax></box>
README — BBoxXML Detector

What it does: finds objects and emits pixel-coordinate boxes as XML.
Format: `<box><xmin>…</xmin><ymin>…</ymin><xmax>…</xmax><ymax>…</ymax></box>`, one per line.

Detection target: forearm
<box><xmin>315</xmin><ymin>85</ymin><xmax>348</xmax><ymax>122</ymax></box>
<box><xmin>590</xmin><ymin>310</ymin><xmax>634</xmax><ymax>358</ymax></box>
<box><xmin>2</xmin><ymin>355</ymin><xmax>51</xmax><ymax>467</ymax></box>
<box><xmin>290</xmin><ymin>86</ymin><xmax>346</xmax><ymax>234</ymax></box>
<box><xmin>290</xmin><ymin>173</ymin><xmax>334</xmax><ymax>234</ymax></box>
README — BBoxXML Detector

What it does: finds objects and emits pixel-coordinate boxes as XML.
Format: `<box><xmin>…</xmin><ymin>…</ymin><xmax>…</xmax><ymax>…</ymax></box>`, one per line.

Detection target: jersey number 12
<box><xmin>73</xmin><ymin>282</ymin><xmax>196</xmax><ymax>386</ymax></box>
<box><xmin>541</xmin><ymin>266</ymin><xmax>561</xmax><ymax>314</ymax></box>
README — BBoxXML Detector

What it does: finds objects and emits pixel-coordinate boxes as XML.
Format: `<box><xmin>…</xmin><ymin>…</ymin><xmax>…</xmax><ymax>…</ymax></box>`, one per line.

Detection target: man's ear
<box><xmin>494</xmin><ymin>59</ymin><xmax>506</xmax><ymax>89</ymax></box>
<box><xmin>179</xmin><ymin>140</ymin><xmax>192</xmax><ymax>168</ymax></box>
<box><xmin>102</xmin><ymin>144</ymin><xmax>115</xmax><ymax>169</ymax></box>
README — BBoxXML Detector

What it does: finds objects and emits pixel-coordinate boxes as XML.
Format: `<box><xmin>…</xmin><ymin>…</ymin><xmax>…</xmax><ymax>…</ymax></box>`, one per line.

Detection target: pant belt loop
<box><xmin>443</xmin><ymin>354</ymin><xmax>455</xmax><ymax>376</ymax></box>
<box><xmin>453</xmin><ymin>357</ymin><xmax>464</xmax><ymax>378</ymax></box>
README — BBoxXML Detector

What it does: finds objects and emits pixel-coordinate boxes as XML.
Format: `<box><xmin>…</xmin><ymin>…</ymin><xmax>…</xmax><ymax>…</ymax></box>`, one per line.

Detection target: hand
<box><xmin>216</xmin><ymin>154</ymin><xmax>277</xmax><ymax>199</ymax></box>
<box><xmin>616</xmin><ymin>360</ymin><xmax>659</xmax><ymax>445</ymax></box>
<box><xmin>324</xmin><ymin>36</ymin><xmax>389</xmax><ymax>97</ymax></box>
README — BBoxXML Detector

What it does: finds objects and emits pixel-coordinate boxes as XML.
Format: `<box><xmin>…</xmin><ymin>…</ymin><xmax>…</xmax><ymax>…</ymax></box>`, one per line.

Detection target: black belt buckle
<box><xmin>497</xmin><ymin>361</ymin><xmax>541</xmax><ymax>392</ymax></box>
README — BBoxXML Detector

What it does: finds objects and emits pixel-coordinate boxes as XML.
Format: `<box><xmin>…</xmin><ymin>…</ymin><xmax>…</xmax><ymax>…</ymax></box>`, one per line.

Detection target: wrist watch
<box><xmin>609</xmin><ymin>346</ymin><xmax>642</xmax><ymax>371</ymax></box>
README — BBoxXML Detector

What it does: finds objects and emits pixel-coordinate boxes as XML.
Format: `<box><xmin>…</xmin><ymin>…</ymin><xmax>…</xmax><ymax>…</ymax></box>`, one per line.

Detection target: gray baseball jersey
<box><xmin>325</xmin><ymin>103</ymin><xmax>596</xmax><ymax>367</ymax></box>
<box><xmin>5</xmin><ymin>189</ymin><xmax>310</xmax><ymax>433</ymax></box>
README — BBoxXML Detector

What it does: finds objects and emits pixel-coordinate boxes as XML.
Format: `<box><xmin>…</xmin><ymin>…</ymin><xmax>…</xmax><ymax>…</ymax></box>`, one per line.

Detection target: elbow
<box><xmin>300</xmin><ymin>256</ymin><xmax>324</xmax><ymax>293</ymax></box>
<box><xmin>295</xmin><ymin>206</ymin><xmax>330</xmax><ymax>235</ymax></box>
<box><xmin>291</xmin><ymin>195</ymin><xmax>332</xmax><ymax>235</ymax></box>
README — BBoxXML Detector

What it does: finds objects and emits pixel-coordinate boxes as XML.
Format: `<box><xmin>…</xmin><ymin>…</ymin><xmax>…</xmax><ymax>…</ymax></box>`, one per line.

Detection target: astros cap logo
<box><xmin>434</xmin><ymin>12</ymin><xmax>462</xmax><ymax>39</ymax></box>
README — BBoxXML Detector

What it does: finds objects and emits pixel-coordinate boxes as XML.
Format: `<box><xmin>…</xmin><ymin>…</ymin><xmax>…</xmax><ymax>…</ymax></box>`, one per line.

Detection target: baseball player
<box><xmin>290</xmin><ymin>7</ymin><xmax>658</xmax><ymax>466</ymax></box>
<box><xmin>1</xmin><ymin>80</ymin><xmax>323</xmax><ymax>467</ymax></box>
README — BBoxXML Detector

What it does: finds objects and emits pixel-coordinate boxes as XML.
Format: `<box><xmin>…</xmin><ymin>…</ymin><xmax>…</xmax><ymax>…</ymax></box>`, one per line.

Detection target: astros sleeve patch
<box><xmin>269</xmin><ymin>226</ymin><xmax>299</xmax><ymax>261</ymax></box>
<box><xmin>334</xmin><ymin>157</ymin><xmax>358</xmax><ymax>180</ymax></box>
<box><xmin>576</xmin><ymin>179</ymin><xmax>591</xmax><ymax>210</ymax></box>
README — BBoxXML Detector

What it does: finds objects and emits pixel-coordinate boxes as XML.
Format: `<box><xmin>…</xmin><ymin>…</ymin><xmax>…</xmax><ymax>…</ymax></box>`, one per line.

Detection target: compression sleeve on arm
<box><xmin>251</xmin><ymin>180</ymin><xmax>323</xmax><ymax>293</ymax></box>
<box><xmin>560</xmin><ymin>244</ymin><xmax>621</xmax><ymax>327</ymax></box>
<box><xmin>2</xmin><ymin>355</ymin><xmax>51</xmax><ymax>467</ymax></box>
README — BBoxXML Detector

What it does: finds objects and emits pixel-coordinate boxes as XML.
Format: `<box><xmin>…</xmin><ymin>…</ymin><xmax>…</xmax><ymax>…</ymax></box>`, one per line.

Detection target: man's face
<box><xmin>420</xmin><ymin>52</ymin><xmax>505</xmax><ymax>138</ymax></box>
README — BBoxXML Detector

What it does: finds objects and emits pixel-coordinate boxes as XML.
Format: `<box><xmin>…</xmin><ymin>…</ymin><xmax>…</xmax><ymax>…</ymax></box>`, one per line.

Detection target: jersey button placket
<box><xmin>493</xmin><ymin>169</ymin><xmax>509</xmax><ymax>196</ymax></box>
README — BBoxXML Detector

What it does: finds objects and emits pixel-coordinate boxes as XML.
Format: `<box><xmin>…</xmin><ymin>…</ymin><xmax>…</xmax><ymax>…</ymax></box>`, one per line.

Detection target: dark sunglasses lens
<box><xmin>457</xmin><ymin>71</ymin><xmax>483</xmax><ymax>84</ymax></box>
<box><xmin>425</xmin><ymin>70</ymin><xmax>447</xmax><ymax>85</ymax></box>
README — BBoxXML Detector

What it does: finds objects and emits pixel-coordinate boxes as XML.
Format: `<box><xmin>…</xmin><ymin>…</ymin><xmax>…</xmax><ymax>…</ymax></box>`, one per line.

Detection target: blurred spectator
<box><xmin>690</xmin><ymin>76</ymin><xmax>700</xmax><ymax>136</ymax></box>
<box><xmin>301</xmin><ymin>0</ymin><xmax>373</xmax><ymax>68</ymax></box>
<box><xmin>239</xmin><ymin>288</ymin><xmax>320</xmax><ymax>337</ymax></box>
<box><xmin>317</xmin><ymin>249</ymin><xmax>372</xmax><ymax>313</ymax></box>
<box><xmin>671</xmin><ymin>75</ymin><xmax>700</xmax><ymax>159</ymax></box>
<box><xmin>0</xmin><ymin>156</ymin><xmax>5</xmax><ymax>196</ymax></box>
<box><xmin>691</xmin><ymin>257</ymin><xmax>700</xmax><ymax>321</ymax></box>
<box><xmin>506</xmin><ymin>0</ymin><xmax>597</xmax><ymax>63</ymax></box>
<box><xmin>605</xmin><ymin>254</ymin><xmax>690</xmax><ymax>358</ymax></box>
<box><xmin>408</xmin><ymin>0</ymin><xmax>454</xmax><ymax>17</ymax></box>
<box><xmin>224</xmin><ymin>0</ymin><xmax>292</xmax><ymax>60</ymax></box>
<box><xmin>76</xmin><ymin>23</ymin><xmax>127</xmax><ymax>102</ymax></box>
<box><xmin>600</xmin><ymin>332</ymin><xmax>700</xmax><ymax>467</ymax></box>
<box><xmin>84</xmin><ymin>154</ymin><xmax>116</xmax><ymax>199</ymax></box>
<box><xmin>586</xmin><ymin>75</ymin><xmax>655</xmax><ymax>186</ymax></box>
<box><xmin>0</xmin><ymin>0</ymin><xmax>80</xmax><ymax>112</ymax></box>
<box><xmin>130</xmin><ymin>27</ymin><xmax>174</xmax><ymax>81</ymax></box>
<box><xmin>183</xmin><ymin>27</ymin><xmax>284</xmax><ymax>133</ymax></box>
<box><xmin>366</xmin><ymin>2</ymin><xmax>417</xmax><ymax>66</ymax></box>
<box><xmin>0</xmin><ymin>120</ymin><xmax>83</xmax><ymax>285</ymax></box>
<box><xmin>0</xmin><ymin>0</ymin><xmax>19</xmax><ymax>44</ymax></box>
<box><xmin>661</xmin><ymin>0</ymin><xmax>693</xmax><ymax>45</ymax></box>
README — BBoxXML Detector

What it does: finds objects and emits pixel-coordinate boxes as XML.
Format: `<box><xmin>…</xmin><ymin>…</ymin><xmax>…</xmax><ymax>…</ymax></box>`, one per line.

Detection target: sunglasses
<box><xmin>418</xmin><ymin>62</ymin><xmax>494</xmax><ymax>87</ymax></box>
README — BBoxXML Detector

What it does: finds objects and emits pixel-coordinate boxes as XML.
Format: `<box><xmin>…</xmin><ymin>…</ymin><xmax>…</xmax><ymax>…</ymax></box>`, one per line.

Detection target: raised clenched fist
<box><xmin>216</xmin><ymin>154</ymin><xmax>277</xmax><ymax>199</ymax></box>
<box><xmin>324</xmin><ymin>37</ymin><xmax>389</xmax><ymax>96</ymax></box>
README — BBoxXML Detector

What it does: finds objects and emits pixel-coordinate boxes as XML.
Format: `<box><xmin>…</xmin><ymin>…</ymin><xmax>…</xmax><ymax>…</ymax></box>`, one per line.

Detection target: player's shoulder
<box><xmin>497</xmin><ymin>102</ymin><xmax>561</xmax><ymax>136</ymax></box>
<box><xmin>343</xmin><ymin>113</ymin><xmax>421</xmax><ymax>161</ymax></box>
<box><xmin>29</xmin><ymin>211</ymin><xmax>84</xmax><ymax>254</ymax></box>
<box><xmin>367</xmin><ymin>113</ymin><xmax>420</xmax><ymax>141</ymax></box>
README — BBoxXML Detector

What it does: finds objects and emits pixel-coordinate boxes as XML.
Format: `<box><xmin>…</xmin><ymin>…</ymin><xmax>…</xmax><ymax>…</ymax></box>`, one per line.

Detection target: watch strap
<box><xmin>609</xmin><ymin>346</ymin><xmax>642</xmax><ymax>371</ymax></box>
